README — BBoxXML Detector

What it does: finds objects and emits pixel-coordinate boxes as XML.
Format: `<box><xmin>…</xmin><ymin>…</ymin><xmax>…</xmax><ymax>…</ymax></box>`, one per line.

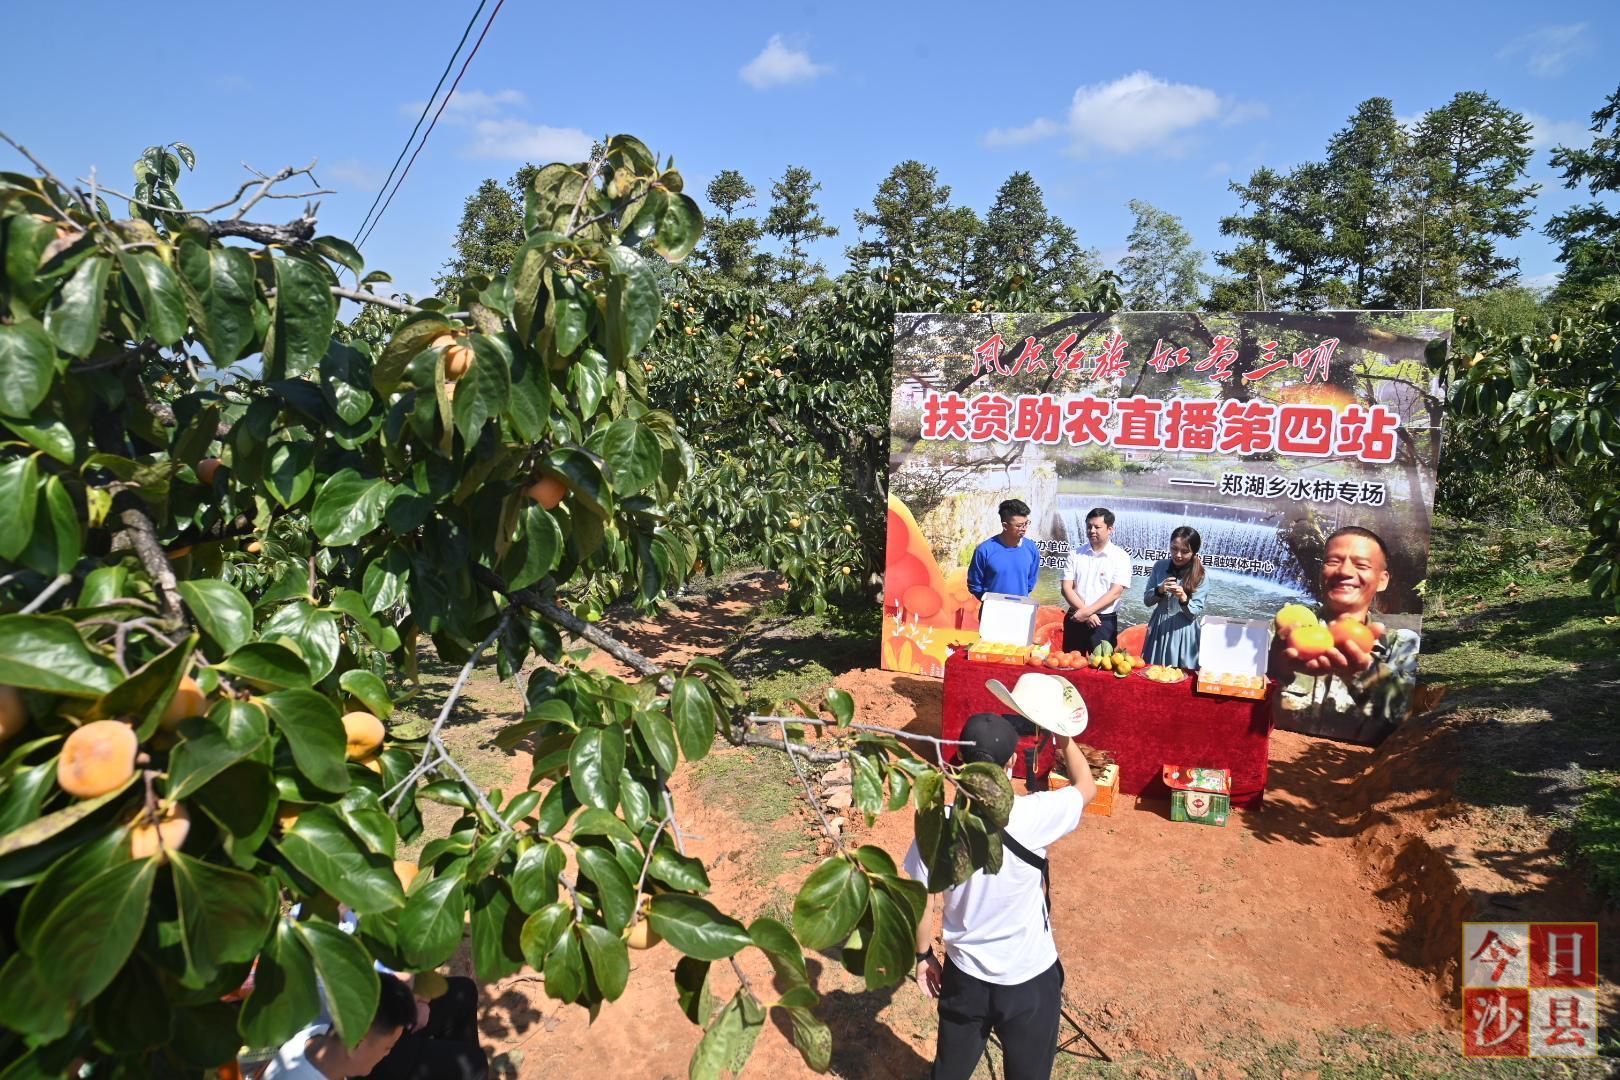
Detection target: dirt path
<box><xmin>424</xmin><ymin>581</ymin><xmax>1501</xmax><ymax>1078</ymax></box>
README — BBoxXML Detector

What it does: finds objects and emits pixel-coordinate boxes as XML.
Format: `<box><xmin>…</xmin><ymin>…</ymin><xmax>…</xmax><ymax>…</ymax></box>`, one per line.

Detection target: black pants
<box><xmin>366</xmin><ymin>976</ymin><xmax>487</xmax><ymax>1080</ymax></box>
<box><xmin>1061</xmin><ymin>611</ymin><xmax>1117</xmax><ymax>656</ymax></box>
<box><xmin>932</xmin><ymin>958</ymin><xmax>1064</xmax><ymax>1080</ymax></box>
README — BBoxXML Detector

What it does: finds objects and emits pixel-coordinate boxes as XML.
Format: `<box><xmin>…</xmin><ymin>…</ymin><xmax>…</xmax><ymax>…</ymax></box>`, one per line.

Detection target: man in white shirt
<box><xmin>262</xmin><ymin>975</ymin><xmax>416</xmax><ymax>1079</ymax></box>
<box><xmin>905</xmin><ymin>712</ymin><xmax>1096</xmax><ymax>1080</ymax></box>
<box><xmin>1060</xmin><ymin>506</ymin><xmax>1131</xmax><ymax>656</ymax></box>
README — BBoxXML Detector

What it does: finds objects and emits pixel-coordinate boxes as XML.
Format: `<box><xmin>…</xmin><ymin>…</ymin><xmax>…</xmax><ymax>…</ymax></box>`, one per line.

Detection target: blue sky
<box><xmin>5</xmin><ymin>1</ymin><xmax>1616</xmax><ymax>300</ymax></box>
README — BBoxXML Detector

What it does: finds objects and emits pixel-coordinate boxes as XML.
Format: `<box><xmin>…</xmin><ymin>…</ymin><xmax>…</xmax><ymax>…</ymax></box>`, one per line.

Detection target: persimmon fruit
<box><xmin>342</xmin><ymin>711</ymin><xmax>386</xmax><ymax>760</ymax></box>
<box><xmin>161</xmin><ymin>675</ymin><xmax>207</xmax><ymax>731</ymax></box>
<box><xmin>1287</xmin><ymin>622</ymin><xmax>1336</xmax><ymax>661</ymax></box>
<box><xmin>58</xmin><ymin>720</ymin><xmax>139</xmax><ymax>798</ymax></box>
<box><xmin>526</xmin><ymin>474</ymin><xmax>568</xmax><ymax>510</ymax></box>
<box><xmin>129</xmin><ymin>802</ymin><xmax>190</xmax><ymax>862</ymax></box>
<box><xmin>1274</xmin><ymin>603</ymin><xmax>1318</xmax><ymax>633</ymax></box>
<box><xmin>196</xmin><ymin>458</ymin><xmax>223</xmax><ymax>484</ymax></box>
<box><xmin>1329</xmin><ymin>616</ymin><xmax>1377</xmax><ymax>654</ymax></box>
<box><xmin>0</xmin><ymin>685</ymin><xmax>26</xmax><ymax>744</ymax></box>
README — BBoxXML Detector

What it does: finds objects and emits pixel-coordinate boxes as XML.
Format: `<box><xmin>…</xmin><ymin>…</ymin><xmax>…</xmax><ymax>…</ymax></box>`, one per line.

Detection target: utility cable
<box><xmin>350</xmin><ymin>0</ymin><xmax>489</xmax><ymax>245</ymax></box>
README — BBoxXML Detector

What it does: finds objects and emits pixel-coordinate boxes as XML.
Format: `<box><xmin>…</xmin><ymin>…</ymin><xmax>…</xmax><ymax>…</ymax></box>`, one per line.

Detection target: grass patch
<box><xmin>1571</xmin><ymin>770</ymin><xmax>1620</xmax><ymax>900</ymax></box>
<box><xmin>728</xmin><ymin>599</ymin><xmax>881</xmax><ymax>716</ymax></box>
<box><xmin>1421</xmin><ymin>518</ymin><xmax>1620</xmax><ymax>900</ymax></box>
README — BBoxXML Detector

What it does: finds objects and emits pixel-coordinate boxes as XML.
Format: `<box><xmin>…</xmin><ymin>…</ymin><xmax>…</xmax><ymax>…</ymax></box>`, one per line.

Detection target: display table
<box><xmin>941</xmin><ymin>652</ymin><xmax>1274</xmax><ymax>808</ymax></box>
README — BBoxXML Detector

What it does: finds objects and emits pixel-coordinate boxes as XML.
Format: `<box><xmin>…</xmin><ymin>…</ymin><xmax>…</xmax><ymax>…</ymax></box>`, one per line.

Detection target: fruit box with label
<box><xmin>1195</xmin><ymin>616</ymin><xmax>1272</xmax><ymax>701</ymax></box>
<box><xmin>1164</xmin><ymin>765</ymin><xmax>1231</xmax><ymax>826</ymax></box>
<box><xmin>1046</xmin><ymin>762</ymin><xmax>1119</xmax><ymax>816</ymax></box>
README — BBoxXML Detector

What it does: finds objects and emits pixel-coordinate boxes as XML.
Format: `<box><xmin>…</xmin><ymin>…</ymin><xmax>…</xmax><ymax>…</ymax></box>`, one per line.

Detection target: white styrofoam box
<box><xmin>1197</xmin><ymin>616</ymin><xmax>1272</xmax><ymax>677</ymax></box>
<box><xmin>979</xmin><ymin>592</ymin><xmax>1038</xmax><ymax>645</ymax></box>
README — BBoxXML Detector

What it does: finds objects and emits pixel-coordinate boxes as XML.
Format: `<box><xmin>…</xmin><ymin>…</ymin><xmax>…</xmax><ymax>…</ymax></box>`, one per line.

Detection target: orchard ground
<box><xmin>394</xmin><ymin>521</ymin><xmax>1619</xmax><ymax>1079</ymax></box>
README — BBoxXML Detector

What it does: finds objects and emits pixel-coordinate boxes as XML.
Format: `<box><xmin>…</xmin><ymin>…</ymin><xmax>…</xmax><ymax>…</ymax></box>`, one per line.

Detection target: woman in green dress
<box><xmin>1142</xmin><ymin>526</ymin><xmax>1206</xmax><ymax>668</ymax></box>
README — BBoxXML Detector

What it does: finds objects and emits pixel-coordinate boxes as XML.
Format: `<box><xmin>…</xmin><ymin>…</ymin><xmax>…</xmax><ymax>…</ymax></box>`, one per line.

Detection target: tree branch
<box><xmin>209</xmin><ymin>214</ymin><xmax>317</xmax><ymax>246</ymax></box>
<box><xmin>19</xmin><ymin>574</ymin><xmax>73</xmax><ymax>615</ymax></box>
<box><xmin>741</xmin><ymin>732</ymin><xmax>845</xmax><ymax>762</ymax></box>
<box><xmin>471</xmin><ymin>565</ymin><xmax>672</xmax><ymax>690</ymax></box>
<box><xmin>113</xmin><ymin>491</ymin><xmax>184</xmax><ymax>626</ymax></box>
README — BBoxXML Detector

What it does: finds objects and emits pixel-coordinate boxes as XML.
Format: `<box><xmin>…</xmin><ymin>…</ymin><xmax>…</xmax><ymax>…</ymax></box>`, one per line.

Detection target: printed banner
<box><xmin>881</xmin><ymin>311</ymin><xmax>1450</xmax><ymax>678</ymax></box>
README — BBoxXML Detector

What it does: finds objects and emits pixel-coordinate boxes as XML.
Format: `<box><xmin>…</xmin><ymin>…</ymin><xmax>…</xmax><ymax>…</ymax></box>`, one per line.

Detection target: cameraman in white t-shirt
<box><xmin>1060</xmin><ymin>506</ymin><xmax>1132</xmax><ymax>656</ymax></box>
<box><xmin>905</xmin><ymin>702</ymin><xmax>1097</xmax><ymax>1080</ymax></box>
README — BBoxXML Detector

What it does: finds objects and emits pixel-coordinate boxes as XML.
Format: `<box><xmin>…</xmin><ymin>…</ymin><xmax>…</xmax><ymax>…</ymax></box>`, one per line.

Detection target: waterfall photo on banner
<box><xmin>881</xmin><ymin>311</ymin><xmax>1451</xmax><ymax>676</ymax></box>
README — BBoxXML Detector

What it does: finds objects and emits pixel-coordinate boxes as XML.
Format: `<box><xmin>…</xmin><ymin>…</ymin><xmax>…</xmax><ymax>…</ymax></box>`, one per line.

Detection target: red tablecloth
<box><xmin>941</xmin><ymin>652</ymin><xmax>1274</xmax><ymax>808</ymax></box>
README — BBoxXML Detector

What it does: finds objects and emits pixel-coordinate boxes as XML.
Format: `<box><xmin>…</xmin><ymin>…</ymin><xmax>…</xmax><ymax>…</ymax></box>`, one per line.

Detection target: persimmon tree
<box><xmin>1448</xmin><ymin>300</ymin><xmax>1620</xmax><ymax>610</ymax></box>
<box><xmin>0</xmin><ymin>135</ymin><xmax>1015</xmax><ymax>1077</ymax></box>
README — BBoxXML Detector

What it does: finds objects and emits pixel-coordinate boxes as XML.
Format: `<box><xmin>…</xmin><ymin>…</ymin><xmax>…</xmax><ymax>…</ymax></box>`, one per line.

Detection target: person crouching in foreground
<box><xmin>904</xmin><ymin>711</ymin><xmax>1097</xmax><ymax>1080</ymax></box>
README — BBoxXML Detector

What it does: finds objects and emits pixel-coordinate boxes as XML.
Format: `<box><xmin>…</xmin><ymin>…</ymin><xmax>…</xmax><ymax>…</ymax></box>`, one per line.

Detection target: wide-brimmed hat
<box><xmin>984</xmin><ymin>673</ymin><xmax>1089</xmax><ymax>737</ymax></box>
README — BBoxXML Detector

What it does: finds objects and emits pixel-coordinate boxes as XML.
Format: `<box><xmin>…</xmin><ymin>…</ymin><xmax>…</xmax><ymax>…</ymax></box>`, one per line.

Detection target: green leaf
<box><xmin>453</xmin><ymin>335</ymin><xmax>512</xmax><ymax>442</ymax></box>
<box><xmin>0</xmin><ymin>455</ymin><xmax>39</xmax><ymax>560</ymax></box>
<box><xmin>398</xmin><ymin>870</ymin><xmax>467</xmax><ymax>971</ymax></box>
<box><xmin>653</xmin><ymin>192</ymin><xmax>704</xmax><ymax>262</ymax></box>
<box><xmin>32</xmin><ymin>474</ymin><xmax>81</xmax><ymax>575</ymax></box>
<box><xmin>0</xmin><ymin>320</ymin><xmax>56</xmax><ymax>420</ymax></box>
<box><xmin>956</xmin><ymin>761</ymin><xmax>1014</xmax><ymax>830</ymax></box>
<box><xmin>575</xmin><ymin>844</ymin><xmax>636</xmax><ymax>932</ymax></box>
<box><xmin>46</xmin><ymin>253</ymin><xmax>110</xmax><ymax>358</ymax></box>
<box><xmin>0</xmin><ymin>782</ymin><xmax>130</xmax><ymax>859</ymax></box>
<box><xmin>569</xmin><ymin>347</ymin><xmax>611</xmax><ymax>417</ymax></box>
<box><xmin>647</xmin><ymin>893</ymin><xmax>752</xmax><ymax>961</ymax></box>
<box><xmin>0</xmin><ymin>614</ymin><xmax>120</xmax><ymax>696</ymax></box>
<box><xmin>792</xmin><ymin>856</ymin><xmax>869</xmax><ymax>950</ymax></box>
<box><xmin>786</xmin><ymin>1005</ymin><xmax>832</xmax><ymax>1072</ymax></box>
<box><xmin>648</xmin><ymin>845</ymin><xmax>711</xmax><ymax>893</ymax></box>
<box><xmin>824</xmin><ymin>687</ymin><xmax>854</xmax><ymax>728</ymax></box>
<box><xmin>171</xmin><ymin>850</ymin><xmax>276</xmax><ymax>986</ymax></box>
<box><xmin>603</xmin><ymin>245</ymin><xmax>660</xmax><ymax>367</ymax></box>
<box><xmin>580</xmin><ymin>923</ymin><xmax>630</xmax><ymax>1000</ymax></box>
<box><xmin>691</xmin><ymin>989</ymin><xmax>764</xmax><ymax>1080</ymax></box>
<box><xmin>512</xmin><ymin>840</ymin><xmax>566</xmax><ymax>913</ymax></box>
<box><xmin>469</xmin><ymin>877</ymin><xmax>523</xmax><ymax>982</ymax></box>
<box><xmin>311</xmin><ymin>468</ymin><xmax>393</xmax><ymax>546</ymax></box>
<box><xmin>519</xmin><ymin>900</ymin><xmax>571</xmax><ymax>971</ymax></box>
<box><xmin>669</xmin><ymin>677</ymin><xmax>717</xmax><ymax>762</ymax></box>
<box><xmin>90</xmin><ymin>954</ymin><xmax>172</xmax><ymax>1053</ymax></box>
<box><xmin>321</xmin><ymin>340</ymin><xmax>375</xmax><ymax>425</ymax></box>
<box><xmin>748</xmin><ymin>916</ymin><xmax>810</xmax><ymax>989</ymax></box>
<box><xmin>852</xmin><ymin>752</ymin><xmax>884</xmax><ymax>818</ymax></box>
<box><xmin>218</xmin><ymin>641</ymin><xmax>311</xmax><ymax>690</ymax></box>
<box><xmin>860</xmin><ymin>886</ymin><xmax>915</xmax><ymax>990</ymax></box>
<box><xmin>314</xmin><ymin>235</ymin><xmax>365</xmax><ymax>277</ymax></box>
<box><xmin>277</xmin><ymin>805</ymin><xmax>404</xmax><ymax>914</ymax></box>
<box><xmin>568</xmin><ymin>724</ymin><xmax>625</xmax><ymax>810</ymax></box>
<box><xmin>554</xmin><ymin>290</ymin><xmax>589</xmax><ymax>356</ymax></box>
<box><xmin>239</xmin><ymin>918</ymin><xmax>322</xmax><ymax>1050</ymax></box>
<box><xmin>266</xmin><ymin>254</ymin><xmax>336</xmax><ymax>379</ymax></box>
<box><xmin>178</xmin><ymin>578</ymin><xmax>255</xmax><ymax>655</ymax></box>
<box><xmin>31</xmin><ymin>857</ymin><xmax>158</xmax><ymax>1002</ymax></box>
<box><xmin>592</xmin><ymin>417</ymin><xmax>662</xmax><ymax>496</ymax></box>
<box><xmin>168</xmin><ymin>699</ymin><xmax>269</xmax><ymax>800</ymax></box>
<box><xmin>263</xmin><ymin>689</ymin><xmax>349</xmax><ymax>793</ymax></box>
<box><xmin>674</xmin><ymin>956</ymin><xmax>712</xmax><ymax>1025</ymax></box>
<box><xmin>177</xmin><ymin>241</ymin><xmax>256</xmax><ymax>365</ymax></box>
<box><xmin>119</xmin><ymin>251</ymin><xmax>188</xmax><ymax>345</ymax></box>
<box><xmin>633</xmin><ymin>710</ymin><xmax>679</xmax><ymax>776</ymax></box>
<box><xmin>375</xmin><ymin>315</ymin><xmax>451</xmax><ymax>394</ymax></box>
<box><xmin>293</xmin><ymin>918</ymin><xmax>380</xmax><ymax>1049</ymax></box>
<box><xmin>265</xmin><ymin>440</ymin><xmax>316</xmax><ymax>508</ymax></box>
<box><xmin>339</xmin><ymin>669</ymin><xmax>393</xmax><ymax>719</ymax></box>
<box><xmin>261</xmin><ymin>601</ymin><xmax>341</xmax><ymax>682</ymax></box>
<box><xmin>8</xmin><ymin>408</ymin><xmax>76</xmax><ymax>465</ymax></box>
<box><xmin>87</xmin><ymin>630</ymin><xmax>195</xmax><ymax>738</ymax></box>
<box><xmin>544</xmin><ymin>924</ymin><xmax>585</xmax><ymax>1003</ymax></box>
<box><xmin>504</xmin><ymin>502</ymin><xmax>564</xmax><ymax>592</ymax></box>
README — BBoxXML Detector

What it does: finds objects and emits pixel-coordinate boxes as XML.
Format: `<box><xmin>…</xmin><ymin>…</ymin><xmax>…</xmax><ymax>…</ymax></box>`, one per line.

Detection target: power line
<box><xmin>357</xmin><ymin>0</ymin><xmax>507</xmax><ymax>253</ymax></box>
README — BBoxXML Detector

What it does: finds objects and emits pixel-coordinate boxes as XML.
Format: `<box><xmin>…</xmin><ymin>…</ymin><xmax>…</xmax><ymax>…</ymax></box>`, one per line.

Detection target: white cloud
<box><xmin>981</xmin><ymin>72</ymin><xmax>1261</xmax><ymax>155</ymax></box>
<box><xmin>400</xmin><ymin>88</ymin><xmax>526</xmax><ymax>119</ymax></box>
<box><xmin>326</xmin><ymin>159</ymin><xmax>384</xmax><ymax>192</ymax></box>
<box><xmin>739</xmin><ymin>34</ymin><xmax>831</xmax><ymax>90</ymax></box>
<box><xmin>463</xmin><ymin>120</ymin><xmax>594</xmax><ymax>162</ymax></box>
<box><xmin>982</xmin><ymin>118</ymin><xmax>1060</xmax><ymax>148</ymax></box>
<box><xmin>393</xmin><ymin>87</ymin><xmax>592</xmax><ymax>162</ymax></box>
<box><xmin>1525</xmin><ymin>111</ymin><xmax>1592</xmax><ymax>151</ymax></box>
<box><xmin>1068</xmin><ymin>72</ymin><xmax>1224</xmax><ymax>153</ymax></box>
<box><xmin>1499</xmin><ymin>23</ymin><xmax>1593</xmax><ymax>77</ymax></box>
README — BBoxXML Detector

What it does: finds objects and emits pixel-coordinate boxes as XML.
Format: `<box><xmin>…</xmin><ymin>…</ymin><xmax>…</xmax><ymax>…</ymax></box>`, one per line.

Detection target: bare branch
<box><xmin>742</xmin><ymin>732</ymin><xmax>844</xmax><ymax>762</ymax></box>
<box><xmin>773</xmin><ymin>717</ymin><xmax>847</xmax><ymax>854</ymax></box>
<box><xmin>232</xmin><ymin>159</ymin><xmax>322</xmax><ymax>220</ymax></box>
<box><xmin>0</xmin><ymin>130</ymin><xmax>76</xmax><ymax>224</ymax></box>
<box><xmin>745</xmin><ymin>714</ymin><xmax>975</xmax><ymax>752</ymax></box>
<box><xmin>19</xmin><ymin>574</ymin><xmax>73</xmax><ymax>615</ymax></box>
<box><xmin>209</xmin><ymin>214</ymin><xmax>317</xmax><ymax>246</ymax></box>
<box><xmin>387</xmin><ymin>616</ymin><xmax>508</xmax><ymax>815</ymax></box>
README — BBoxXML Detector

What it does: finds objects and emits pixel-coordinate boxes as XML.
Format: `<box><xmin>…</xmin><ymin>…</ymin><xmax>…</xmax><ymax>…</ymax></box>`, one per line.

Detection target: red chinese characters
<box><xmin>1114</xmin><ymin>396</ymin><xmax>1164</xmax><ymax>450</ymax></box>
<box><xmin>1276</xmin><ymin>404</ymin><xmax>1335</xmax><ymax>456</ymax></box>
<box><xmin>1463</xmin><ymin>921</ymin><xmax>1598</xmax><ymax>1060</ymax></box>
<box><xmin>1336</xmin><ymin>403</ymin><xmax>1400</xmax><ymax>463</ymax></box>
<box><xmin>1063</xmin><ymin>397</ymin><xmax>1112</xmax><ymax>445</ymax></box>
<box><xmin>967</xmin><ymin>392</ymin><xmax>1014</xmax><ymax>442</ymax></box>
<box><xmin>1193</xmin><ymin>335</ymin><xmax>1240</xmax><ymax>381</ymax></box>
<box><xmin>1163</xmin><ymin>399</ymin><xmax>1220</xmax><ymax>452</ymax></box>
<box><xmin>1012</xmin><ymin>394</ymin><xmax>1064</xmax><ymax>443</ymax></box>
<box><xmin>1089</xmin><ymin>330</ymin><xmax>1130</xmax><ymax>380</ymax></box>
<box><xmin>1216</xmin><ymin>400</ymin><xmax>1277</xmax><ymax>455</ymax></box>
<box><xmin>920</xmin><ymin>391</ymin><xmax>969</xmax><ymax>439</ymax></box>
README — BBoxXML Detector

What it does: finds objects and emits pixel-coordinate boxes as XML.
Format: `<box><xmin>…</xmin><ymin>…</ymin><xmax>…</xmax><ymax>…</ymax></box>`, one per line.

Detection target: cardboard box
<box><xmin>1171</xmin><ymin>789</ymin><xmax>1230</xmax><ymax>826</ymax></box>
<box><xmin>1044</xmin><ymin>763</ymin><xmax>1118</xmax><ymax>816</ymax></box>
<box><xmin>1164</xmin><ymin>765</ymin><xmax>1231</xmax><ymax>827</ymax></box>
<box><xmin>1196</xmin><ymin>616</ymin><xmax>1272</xmax><ymax>700</ymax></box>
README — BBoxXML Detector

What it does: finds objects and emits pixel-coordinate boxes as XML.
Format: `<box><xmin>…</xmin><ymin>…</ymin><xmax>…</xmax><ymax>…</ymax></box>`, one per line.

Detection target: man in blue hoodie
<box><xmin>967</xmin><ymin>499</ymin><xmax>1042</xmax><ymax>601</ymax></box>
